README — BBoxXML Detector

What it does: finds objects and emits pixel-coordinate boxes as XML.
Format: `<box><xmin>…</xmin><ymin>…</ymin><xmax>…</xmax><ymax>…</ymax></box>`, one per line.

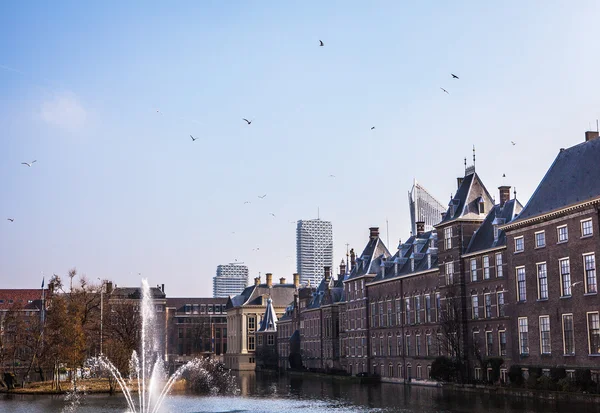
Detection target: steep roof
<box><xmin>166</xmin><ymin>297</ymin><xmax>227</xmax><ymax>313</ymax></box>
<box><xmin>511</xmin><ymin>138</ymin><xmax>600</xmax><ymax>223</ymax></box>
<box><xmin>346</xmin><ymin>234</ymin><xmax>391</xmax><ymax>281</ymax></box>
<box><xmin>465</xmin><ymin>199</ymin><xmax>523</xmax><ymax>254</ymax></box>
<box><xmin>258</xmin><ymin>297</ymin><xmax>278</xmax><ymax>332</ymax></box>
<box><xmin>226</xmin><ymin>283</ymin><xmax>297</xmax><ymax>309</ymax></box>
<box><xmin>437</xmin><ymin>172</ymin><xmax>495</xmax><ymax>226</ymax></box>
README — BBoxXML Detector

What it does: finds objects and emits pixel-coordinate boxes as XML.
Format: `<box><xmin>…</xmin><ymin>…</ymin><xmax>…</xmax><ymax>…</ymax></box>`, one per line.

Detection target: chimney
<box><xmin>324</xmin><ymin>266</ymin><xmax>331</xmax><ymax>282</ymax></box>
<box><xmin>280</xmin><ymin>277</ymin><xmax>286</xmax><ymax>285</ymax></box>
<box><xmin>416</xmin><ymin>221</ymin><xmax>425</xmax><ymax>236</ymax></box>
<box><xmin>266</xmin><ymin>273</ymin><xmax>273</xmax><ymax>287</ymax></box>
<box><xmin>161</xmin><ymin>284</ymin><xmax>165</xmax><ymax>293</ymax></box>
<box><xmin>339</xmin><ymin>259</ymin><xmax>346</xmax><ymax>276</ymax></box>
<box><xmin>105</xmin><ymin>281</ymin><xmax>113</xmax><ymax>294</ymax></box>
<box><xmin>498</xmin><ymin>186</ymin><xmax>511</xmax><ymax>207</ymax></box>
<box><xmin>293</xmin><ymin>273</ymin><xmax>300</xmax><ymax>287</ymax></box>
<box><xmin>369</xmin><ymin>227</ymin><xmax>380</xmax><ymax>239</ymax></box>
<box><xmin>350</xmin><ymin>249</ymin><xmax>356</xmax><ymax>270</ymax></box>
<box><xmin>457</xmin><ymin>177</ymin><xmax>464</xmax><ymax>189</ymax></box>
<box><xmin>585</xmin><ymin>131</ymin><xmax>599</xmax><ymax>142</ymax></box>
<box><xmin>441</xmin><ymin>212</ymin><xmax>447</xmax><ymax>221</ymax></box>
<box><xmin>254</xmin><ymin>276</ymin><xmax>260</xmax><ymax>286</ymax></box>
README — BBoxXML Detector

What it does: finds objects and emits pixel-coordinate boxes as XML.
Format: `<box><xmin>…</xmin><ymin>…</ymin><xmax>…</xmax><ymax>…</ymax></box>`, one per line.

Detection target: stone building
<box><xmin>502</xmin><ymin>131</ymin><xmax>600</xmax><ymax>378</ymax></box>
<box><xmin>225</xmin><ymin>273</ymin><xmax>298</xmax><ymax>370</ymax></box>
<box><xmin>255</xmin><ymin>297</ymin><xmax>279</xmax><ymax>370</ymax></box>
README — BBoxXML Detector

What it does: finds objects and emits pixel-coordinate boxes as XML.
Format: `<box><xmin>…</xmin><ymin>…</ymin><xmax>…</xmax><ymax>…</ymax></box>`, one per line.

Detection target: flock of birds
<box><xmin>6</xmin><ymin>160</ymin><xmax>38</xmax><ymax>223</ymax></box>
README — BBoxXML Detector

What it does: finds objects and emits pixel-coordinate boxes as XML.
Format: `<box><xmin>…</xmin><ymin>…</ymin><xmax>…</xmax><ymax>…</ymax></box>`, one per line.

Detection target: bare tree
<box><xmin>437</xmin><ymin>286</ymin><xmax>468</xmax><ymax>383</ymax></box>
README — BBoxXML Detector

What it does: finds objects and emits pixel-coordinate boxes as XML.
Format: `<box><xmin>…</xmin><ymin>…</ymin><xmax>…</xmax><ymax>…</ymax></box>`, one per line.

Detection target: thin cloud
<box><xmin>40</xmin><ymin>92</ymin><xmax>87</xmax><ymax>131</ymax></box>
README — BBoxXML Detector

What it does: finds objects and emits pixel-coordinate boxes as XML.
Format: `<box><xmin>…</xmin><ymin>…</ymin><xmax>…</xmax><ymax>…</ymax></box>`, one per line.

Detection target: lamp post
<box><xmin>98</xmin><ymin>278</ymin><xmax>105</xmax><ymax>355</ymax></box>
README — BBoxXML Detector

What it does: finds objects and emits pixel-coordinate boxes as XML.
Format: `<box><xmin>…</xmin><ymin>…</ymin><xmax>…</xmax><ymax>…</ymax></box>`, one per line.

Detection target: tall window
<box><xmin>539</xmin><ymin>316</ymin><xmax>551</xmax><ymax>354</ymax></box>
<box><xmin>387</xmin><ymin>301</ymin><xmax>394</xmax><ymax>327</ymax></box>
<box><xmin>471</xmin><ymin>259</ymin><xmax>477</xmax><ymax>282</ymax></box>
<box><xmin>537</xmin><ymin>263</ymin><xmax>548</xmax><ymax>300</ymax></box>
<box><xmin>396</xmin><ymin>299</ymin><xmax>402</xmax><ymax>325</ymax></box>
<box><xmin>535</xmin><ymin>231</ymin><xmax>546</xmax><ymax>248</ymax></box>
<box><xmin>588</xmin><ymin>312</ymin><xmax>600</xmax><ymax>355</ymax></box>
<box><xmin>446</xmin><ymin>262</ymin><xmax>454</xmax><ymax>285</ymax></box>
<box><xmin>483</xmin><ymin>256</ymin><xmax>490</xmax><ymax>279</ymax></box>
<box><xmin>499</xmin><ymin>330</ymin><xmax>507</xmax><ymax>356</ymax></box>
<box><xmin>416</xmin><ymin>334</ymin><xmax>421</xmax><ymax>356</ymax></box>
<box><xmin>426</xmin><ymin>334</ymin><xmax>433</xmax><ymax>356</ymax></box>
<box><xmin>397</xmin><ymin>334</ymin><xmax>402</xmax><ymax>356</ymax></box>
<box><xmin>557</xmin><ymin>225</ymin><xmax>569</xmax><ymax>243</ymax></box>
<box><xmin>515</xmin><ymin>236</ymin><xmax>524</xmax><ymax>252</ymax></box>
<box><xmin>496</xmin><ymin>253</ymin><xmax>503</xmax><ymax>277</ymax></box>
<box><xmin>471</xmin><ymin>295</ymin><xmax>479</xmax><ymax>320</ymax></box>
<box><xmin>405</xmin><ymin>334</ymin><xmax>411</xmax><ymax>356</ymax></box>
<box><xmin>444</xmin><ymin>227</ymin><xmax>452</xmax><ymax>250</ymax></box>
<box><xmin>405</xmin><ymin>298</ymin><xmax>411</xmax><ymax>325</ymax></box>
<box><xmin>562</xmin><ymin>314</ymin><xmax>575</xmax><ymax>355</ymax></box>
<box><xmin>486</xmin><ymin>331</ymin><xmax>493</xmax><ymax>356</ymax></box>
<box><xmin>248</xmin><ymin>316</ymin><xmax>256</xmax><ymax>330</ymax></box>
<box><xmin>484</xmin><ymin>293</ymin><xmax>492</xmax><ymax>318</ymax></box>
<box><xmin>516</xmin><ymin>267</ymin><xmax>526</xmax><ymax>302</ymax></box>
<box><xmin>248</xmin><ymin>336</ymin><xmax>255</xmax><ymax>351</ymax></box>
<box><xmin>560</xmin><ymin>258</ymin><xmax>571</xmax><ymax>297</ymax></box>
<box><xmin>436</xmin><ymin>293</ymin><xmax>441</xmax><ymax>322</ymax></box>
<box><xmin>425</xmin><ymin>295</ymin><xmax>432</xmax><ymax>323</ymax></box>
<box><xmin>518</xmin><ymin>317</ymin><xmax>529</xmax><ymax>355</ymax></box>
<box><xmin>380</xmin><ymin>302</ymin><xmax>385</xmax><ymax>327</ymax></box>
<box><xmin>581</xmin><ymin>219</ymin><xmax>593</xmax><ymax>237</ymax></box>
<box><xmin>371</xmin><ymin>303</ymin><xmax>378</xmax><ymax>328</ymax></box>
<box><xmin>584</xmin><ymin>254</ymin><xmax>597</xmax><ymax>294</ymax></box>
<box><xmin>415</xmin><ymin>296</ymin><xmax>422</xmax><ymax>324</ymax></box>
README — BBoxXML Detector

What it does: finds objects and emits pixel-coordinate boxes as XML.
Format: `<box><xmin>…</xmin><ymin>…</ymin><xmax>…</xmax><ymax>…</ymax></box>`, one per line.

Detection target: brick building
<box><xmin>502</xmin><ymin>132</ymin><xmax>600</xmax><ymax>379</ymax></box>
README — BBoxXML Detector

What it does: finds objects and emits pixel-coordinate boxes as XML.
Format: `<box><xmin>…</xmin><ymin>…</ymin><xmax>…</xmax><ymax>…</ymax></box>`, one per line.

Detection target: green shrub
<box><xmin>557</xmin><ymin>377</ymin><xmax>575</xmax><ymax>392</ymax></box>
<box><xmin>550</xmin><ymin>367</ymin><xmax>566</xmax><ymax>382</ymax></box>
<box><xmin>430</xmin><ymin>356</ymin><xmax>456</xmax><ymax>382</ymax></box>
<box><xmin>486</xmin><ymin>358</ymin><xmax>504</xmax><ymax>383</ymax></box>
<box><xmin>508</xmin><ymin>365</ymin><xmax>523</xmax><ymax>387</ymax></box>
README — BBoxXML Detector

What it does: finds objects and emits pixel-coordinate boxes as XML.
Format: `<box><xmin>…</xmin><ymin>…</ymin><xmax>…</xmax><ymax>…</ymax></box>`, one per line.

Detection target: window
<box><xmin>415</xmin><ymin>296</ymin><xmax>421</xmax><ymax>324</ymax></box>
<box><xmin>379</xmin><ymin>302</ymin><xmax>385</xmax><ymax>327</ymax></box>
<box><xmin>516</xmin><ymin>267</ymin><xmax>526</xmax><ymax>302</ymax></box>
<box><xmin>493</xmin><ymin>225</ymin><xmax>499</xmax><ymax>241</ymax></box>
<box><xmin>515</xmin><ymin>236</ymin><xmax>524</xmax><ymax>252</ymax></box>
<box><xmin>562</xmin><ymin>314</ymin><xmax>575</xmax><ymax>355</ymax></box>
<box><xmin>535</xmin><ymin>231</ymin><xmax>545</xmax><ymax>248</ymax></box>
<box><xmin>371</xmin><ymin>303</ymin><xmax>378</xmax><ymax>328</ymax></box>
<box><xmin>248</xmin><ymin>336</ymin><xmax>255</xmax><ymax>350</ymax></box>
<box><xmin>425</xmin><ymin>295</ymin><xmax>432</xmax><ymax>323</ymax></box>
<box><xmin>581</xmin><ymin>219</ymin><xmax>593</xmax><ymax>237</ymax></box>
<box><xmin>426</xmin><ymin>334</ymin><xmax>433</xmax><ymax>356</ymax></box>
<box><xmin>416</xmin><ymin>334</ymin><xmax>421</xmax><ymax>356</ymax></box>
<box><xmin>496</xmin><ymin>253</ymin><xmax>503</xmax><ymax>278</ymax></box>
<box><xmin>470</xmin><ymin>259</ymin><xmax>477</xmax><ymax>282</ymax></box>
<box><xmin>560</xmin><ymin>258</ymin><xmax>571</xmax><ymax>297</ymax></box>
<box><xmin>405</xmin><ymin>334</ymin><xmax>411</xmax><ymax>356</ymax></box>
<box><xmin>396</xmin><ymin>299</ymin><xmax>402</xmax><ymax>325</ymax></box>
<box><xmin>208</xmin><ymin>305</ymin><xmax>214</xmax><ymax>314</ymax></box>
<box><xmin>537</xmin><ymin>263</ymin><xmax>548</xmax><ymax>300</ymax></box>
<box><xmin>267</xmin><ymin>334</ymin><xmax>274</xmax><ymax>346</ymax></box>
<box><xmin>257</xmin><ymin>335</ymin><xmax>263</xmax><ymax>346</ymax></box>
<box><xmin>417</xmin><ymin>364</ymin><xmax>422</xmax><ymax>379</ymax></box>
<box><xmin>397</xmin><ymin>334</ymin><xmax>403</xmax><ymax>356</ymax></box>
<box><xmin>486</xmin><ymin>331</ymin><xmax>493</xmax><ymax>356</ymax></box>
<box><xmin>518</xmin><ymin>317</ymin><xmax>529</xmax><ymax>355</ymax></box>
<box><xmin>387</xmin><ymin>301</ymin><xmax>393</xmax><ymax>326</ymax></box>
<box><xmin>471</xmin><ymin>295</ymin><xmax>479</xmax><ymax>319</ymax></box>
<box><xmin>588</xmin><ymin>312</ymin><xmax>600</xmax><ymax>355</ymax></box>
<box><xmin>405</xmin><ymin>298</ymin><xmax>411</xmax><ymax>325</ymax></box>
<box><xmin>499</xmin><ymin>330</ymin><xmax>507</xmax><ymax>356</ymax></box>
<box><xmin>192</xmin><ymin>304</ymin><xmax>199</xmax><ymax>314</ymax></box>
<box><xmin>388</xmin><ymin>364</ymin><xmax>394</xmax><ymax>377</ymax></box>
<box><xmin>539</xmin><ymin>316</ymin><xmax>551</xmax><ymax>354</ymax></box>
<box><xmin>436</xmin><ymin>293</ymin><xmax>441</xmax><ymax>322</ymax></box>
<box><xmin>584</xmin><ymin>254</ymin><xmax>597</xmax><ymax>294</ymax></box>
<box><xmin>178</xmin><ymin>328</ymin><xmax>183</xmax><ymax>338</ymax></box>
<box><xmin>248</xmin><ymin>316</ymin><xmax>256</xmax><ymax>330</ymax></box>
<box><xmin>484</xmin><ymin>293</ymin><xmax>492</xmax><ymax>318</ymax></box>
<box><xmin>483</xmin><ymin>256</ymin><xmax>490</xmax><ymax>279</ymax></box>
<box><xmin>445</xmin><ymin>262</ymin><xmax>454</xmax><ymax>285</ymax></box>
<box><xmin>444</xmin><ymin>227</ymin><xmax>452</xmax><ymax>250</ymax></box>
<box><xmin>557</xmin><ymin>225</ymin><xmax>568</xmax><ymax>243</ymax></box>
<box><xmin>185</xmin><ymin>304</ymin><xmax>191</xmax><ymax>314</ymax></box>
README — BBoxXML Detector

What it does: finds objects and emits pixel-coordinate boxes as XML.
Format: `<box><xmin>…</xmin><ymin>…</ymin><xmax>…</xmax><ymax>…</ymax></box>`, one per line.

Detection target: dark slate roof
<box><xmin>278</xmin><ymin>300</ymin><xmax>295</xmax><ymax>322</ymax></box>
<box><xmin>166</xmin><ymin>297</ymin><xmax>227</xmax><ymax>312</ymax></box>
<box><xmin>226</xmin><ymin>283</ymin><xmax>297</xmax><ymax>309</ymax></box>
<box><xmin>112</xmin><ymin>287</ymin><xmax>165</xmax><ymax>299</ymax></box>
<box><xmin>346</xmin><ymin>235</ymin><xmax>391</xmax><ymax>281</ymax></box>
<box><xmin>465</xmin><ymin>199</ymin><xmax>523</xmax><ymax>254</ymax></box>
<box><xmin>258</xmin><ymin>297</ymin><xmax>278</xmax><ymax>332</ymax></box>
<box><xmin>372</xmin><ymin>231</ymin><xmax>438</xmax><ymax>283</ymax></box>
<box><xmin>512</xmin><ymin>138</ymin><xmax>600</xmax><ymax>223</ymax></box>
<box><xmin>437</xmin><ymin>172</ymin><xmax>495</xmax><ymax>225</ymax></box>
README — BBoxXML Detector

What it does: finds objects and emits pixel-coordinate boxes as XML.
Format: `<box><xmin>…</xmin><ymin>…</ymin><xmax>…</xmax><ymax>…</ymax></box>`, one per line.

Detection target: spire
<box><xmin>258</xmin><ymin>296</ymin><xmax>278</xmax><ymax>332</ymax></box>
<box><xmin>472</xmin><ymin>145</ymin><xmax>476</xmax><ymax>171</ymax></box>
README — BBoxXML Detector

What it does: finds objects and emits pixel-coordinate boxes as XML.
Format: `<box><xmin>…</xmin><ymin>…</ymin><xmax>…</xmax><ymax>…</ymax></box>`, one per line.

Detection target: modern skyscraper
<box><xmin>296</xmin><ymin>219</ymin><xmax>333</xmax><ymax>286</ymax></box>
<box><xmin>408</xmin><ymin>179</ymin><xmax>445</xmax><ymax>235</ymax></box>
<box><xmin>213</xmin><ymin>263</ymin><xmax>249</xmax><ymax>298</ymax></box>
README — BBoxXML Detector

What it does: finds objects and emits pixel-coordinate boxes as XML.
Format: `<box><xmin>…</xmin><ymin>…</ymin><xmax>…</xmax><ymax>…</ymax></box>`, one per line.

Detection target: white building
<box><xmin>296</xmin><ymin>219</ymin><xmax>333</xmax><ymax>286</ymax></box>
<box><xmin>408</xmin><ymin>179</ymin><xmax>445</xmax><ymax>235</ymax></box>
<box><xmin>213</xmin><ymin>263</ymin><xmax>249</xmax><ymax>298</ymax></box>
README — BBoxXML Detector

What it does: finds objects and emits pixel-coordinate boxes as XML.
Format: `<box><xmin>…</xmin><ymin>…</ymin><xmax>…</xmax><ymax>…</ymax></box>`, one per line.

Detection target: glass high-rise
<box><xmin>213</xmin><ymin>263</ymin><xmax>249</xmax><ymax>298</ymax></box>
<box><xmin>408</xmin><ymin>179</ymin><xmax>445</xmax><ymax>235</ymax></box>
<box><xmin>296</xmin><ymin>219</ymin><xmax>333</xmax><ymax>286</ymax></box>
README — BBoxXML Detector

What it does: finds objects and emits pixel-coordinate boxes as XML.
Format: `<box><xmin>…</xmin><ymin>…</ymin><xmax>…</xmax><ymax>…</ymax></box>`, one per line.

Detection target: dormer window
<box><xmin>411</xmin><ymin>258</ymin><xmax>415</xmax><ymax>272</ymax></box>
<box><xmin>478</xmin><ymin>198</ymin><xmax>485</xmax><ymax>214</ymax></box>
<box><xmin>427</xmin><ymin>254</ymin><xmax>431</xmax><ymax>269</ymax></box>
<box><xmin>493</xmin><ymin>225</ymin><xmax>499</xmax><ymax>241</ymax></box>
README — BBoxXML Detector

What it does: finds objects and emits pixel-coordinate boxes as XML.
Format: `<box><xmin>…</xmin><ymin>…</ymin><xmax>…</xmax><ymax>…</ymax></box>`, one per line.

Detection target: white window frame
<box><xmin>557</xmin><ymin>225</ymin><xmax>569</xmax><ymax>243</ymax></box>
<box><xmin>518</xmin><ymin>317</ymin><xmax>529</xmax><ymax>355</ymax></box>
<box><xmin>496</xmin><ymin>253</ymin><xmax>503</xmax><ymax>277</ymax></box>
<box><xmin>514</xmin><ymin>236</ymin><xmax>524</xmax><ymax>253</ymax></box>
<box><xmin>587</xmin><ymin>311</ymin><xmax>600</xmax><ymax>355</ymax></box>
<box><xmin>537</xmin><ymin>262</ymin><xmax>548</xmax><ymax>300</ymax></box>
<box><xmin>471</xmin><ymin>259</ymin><xmax>477</xmax><ymax>282</ymax></box>
<box><xmin>497</xmin><ymin>291</ymin><xmax>505</xmax><ymax>317</ymax></box>
<box><xmin>471</xmin><ymin>295</ymin><xmax>479</xmax><ymax>320</ymax></box>
<box><xmin>581</xmin><ymin>218</ymin><xmax>593</xmax><ymax>237</ymax></box>
<box><xmin>539</xmin><ymin>315</ymin><xmax>551</xmax><ymax>355</ymax></box>
<box><xmin>445</xmin><ymin>261</ymin><xmax>454</xmax><ymax>285</ymax></box>
<box><xmin>583</xmin><ymin>253</ymin><xmax>597</xmax><ymax>294</ymax></box>
<box><xmin>444</xmin><ymin>227</ymin><xmax>452</xmax><ymax>250</ymax></box>
<box><xmin>559</xmin><ymin>257</ymin><xmax>571</xmax><ymax>297</ymax></box>
<box><xmin>562</xmin><ymin>313</ymin><xmax>575</xmax><ymax>355</ymax></box>
<box><xmin>516</xmin><ymin>266</ymin><xmax>526</xmax><ymax>302</ymax></box>
<box><xmin>483</xmin><ymin>256</ymin><xmax>490</xmax><ymax>279</ymax></box>
<box><xmin>535</xmin><ymin>230</ymin><xmax>546</xmax><ymax>248</ymax></box>
<box><xmin>498</xmin><ymin>330</ymin><xmax>507</xmax><ymax>356</ymax></box>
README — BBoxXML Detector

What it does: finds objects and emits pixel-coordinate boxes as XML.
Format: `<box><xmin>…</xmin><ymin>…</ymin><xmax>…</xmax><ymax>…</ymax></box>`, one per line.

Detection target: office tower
<box><xmin>213</xmin><ymin>263</ymin><xmax>249</xmax><ymax>298</ymax></box>
<box><xmin>296</xmin><ymin>219</ymin><xmax>333</xmax><ymax>286</ymax></box>
<box><xmin>408</xmin><ymin>179</ymin><xmax>445</xmax><ymax>235</ymax></box>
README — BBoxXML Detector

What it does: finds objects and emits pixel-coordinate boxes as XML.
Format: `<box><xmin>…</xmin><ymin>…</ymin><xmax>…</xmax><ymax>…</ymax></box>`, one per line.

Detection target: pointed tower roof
<box><xmin>258</xmin><ymin>297</ymin><xmax>278</xmax><ymax>332</ymax></box>
<box><xmin>436</xmin><ymin>172</ymin><xmax>495</xmax><ymax>226</ymax></box>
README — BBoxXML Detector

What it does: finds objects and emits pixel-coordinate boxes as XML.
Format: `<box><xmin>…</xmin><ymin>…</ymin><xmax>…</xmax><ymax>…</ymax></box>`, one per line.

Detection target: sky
<box><xmin>2</xmin><ymin>1</ymin><xmax>600</xmax><ymax>297</ymax></box>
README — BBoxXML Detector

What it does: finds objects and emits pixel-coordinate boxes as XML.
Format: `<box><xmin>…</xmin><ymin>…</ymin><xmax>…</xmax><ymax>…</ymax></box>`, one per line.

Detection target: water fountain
<box><xmin>86</xmin><ymin>279</ymin><xmax>236</xmax><ymax>413</ymax></box>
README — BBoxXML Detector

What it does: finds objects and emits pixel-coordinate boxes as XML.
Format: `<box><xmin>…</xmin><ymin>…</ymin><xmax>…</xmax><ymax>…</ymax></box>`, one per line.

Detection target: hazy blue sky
<box><xmin>2</xmin><ymin>1</ymin><xmax>600</xmax><ymax>296</ymax></box>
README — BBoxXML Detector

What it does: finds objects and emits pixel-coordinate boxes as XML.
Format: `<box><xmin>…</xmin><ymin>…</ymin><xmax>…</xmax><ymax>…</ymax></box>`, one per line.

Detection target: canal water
<box><xmin>2</xmin><ymin>371</ymin><xmax>599</xmax><ymax>412</ymax></box>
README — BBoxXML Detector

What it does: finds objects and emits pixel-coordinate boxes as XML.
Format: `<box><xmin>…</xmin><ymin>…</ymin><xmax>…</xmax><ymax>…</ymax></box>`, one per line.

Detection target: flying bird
<box><xmin>244</xmin><ymin>201</ymin><xmax>251</xmax><ymax>204</ymax></box>
<box><xmin>289</xmin><ymin>221</ymin><xmax>296</xmax><ymax>224</ymax></box>
<box><xmin>190</xmin><ymin>135</ymin><xmax>197</xmax><ymax>141</ymax></box>
<box><xmin>440</xmin><ymin>87</ymin><xmax>449</xmax><ymax>94</ymax></box>
<box><xmin>258</xmin><ymin>194</ymin><xmax>267</xmax><ymax>199</ymax></box>
<box><xmin>329</xmin><ymin>174</ymin><xmax>336</xmax><ymax>178</ymax></box>
<box><xmin>7</xmin><ymin>218</ymin><xmax>14</xmax><ymax>222</ymax></box>
<box><xmin>21</xmin><ymin>160</ymin><xmax>37</xmax><ymax>167</ymax></box>
<box><xmin>451</xmin><ymin>73</ymin><xmax>459</xmax><ymax>79</ymax></box>
<box><xmin>252</xmin><ymin>247</ymin><xmax>260</xmax><ymax>251</ymax></box>
<box><xmin>511</xmin><ymin>141</ymin><xmax>516</xmax><ymax>146</ymax></box>
<box><xmin>243</xmin><ymin>118</ymin><xmax>252</xmax><ymax>125</ymax></box>
<box><xmin>371</xmin><ymin>126</ymin><xmax>375</xmax><ymax>130</ymax></box>
<box><xmin>572</xmin><ymin>281</ymin><xmax>583</xmax><ymax>287</ymax></box>
<box><xmin>319</xmin><ymin>40</ymin><xmax>324</xmax><ymax>47</ymax></box>
<box><xmin>270</xmin><ymin>213</ymin><xmax>276</xmax><ymax>217</ymax></box>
